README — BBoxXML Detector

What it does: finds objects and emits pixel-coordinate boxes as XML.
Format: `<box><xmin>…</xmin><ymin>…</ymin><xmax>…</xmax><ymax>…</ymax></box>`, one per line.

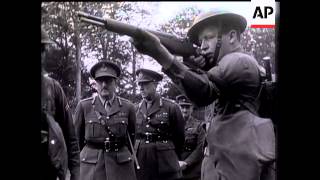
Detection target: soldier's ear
<box><xmin>228</xmin><ymin>30</ymin><xmax>237</xmax><ymax>44</ymax></box>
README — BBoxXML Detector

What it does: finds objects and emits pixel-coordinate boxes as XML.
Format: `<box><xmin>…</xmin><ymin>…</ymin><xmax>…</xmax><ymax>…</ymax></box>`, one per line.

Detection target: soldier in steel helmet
<box><xmin>74</xmin><ymin>61</ymin><xmax>137</xmax><ymax>180</ymax></box>
<box><xmin>130</xmin><ymin>9</ymin><xmax>275</xmax><ymax>180</ymax></box>
<box><xmin>134</xmin><ymin>68</ymin><xmax>185</xmax><ymax>180</ymax></box>
<box><xmin>176</xmin><ymin>94</ymin><xmax>205</xmax><ymax>180</ymax></box>
<box><xmin>41</xmin><ymin>26</ymin><xmax>80</xmax><ymax>180</ymax></box>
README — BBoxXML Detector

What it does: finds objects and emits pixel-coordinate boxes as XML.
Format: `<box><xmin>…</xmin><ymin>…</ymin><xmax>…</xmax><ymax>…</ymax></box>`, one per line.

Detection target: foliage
<box><xmin>42</xmin><ymin>2</ymin><xmax>276</xmax><ymax>114</ymax></box>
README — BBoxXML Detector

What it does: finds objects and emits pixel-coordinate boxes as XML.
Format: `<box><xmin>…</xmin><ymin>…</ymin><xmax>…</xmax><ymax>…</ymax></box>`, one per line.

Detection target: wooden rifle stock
<box><xmin>77</xmin><ymin>11</ymin><xmax>198</xmax><ymax>57</ymax></box>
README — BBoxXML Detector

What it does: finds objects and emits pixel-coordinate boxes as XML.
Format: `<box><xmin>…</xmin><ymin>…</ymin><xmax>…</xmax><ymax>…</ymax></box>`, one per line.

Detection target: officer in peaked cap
<box><xmin>130</xmin><ymin>8</ymin><xmax>275</xmax><ymax>180</ymax></box>
<box><xmin>74</xmin><ymin>60</ymin><xmax>137</xmax><ymax>180</ymax></box>
<box><xmin>176</xmin><ymin>94</ymin><xmax>193</xmax><ymax>107</ymax></box>
<box><xmin>136</xmin><ymin>68</ymin><xmax>163</xmax><ymax>83</ymax></box>
<box><xmin>135</xmin><ymin>68</ymin><xmax>185</xmax><ymax>180</ymax></box>
<box><xmin>90</xmin><ymin>61</ymin><xmax>121</xmax><ymax>79</ymax></box>
<box><xmin>176</xmin><ymin>94</ymin><xmax>205</xmax><ymax>180</ymax></box>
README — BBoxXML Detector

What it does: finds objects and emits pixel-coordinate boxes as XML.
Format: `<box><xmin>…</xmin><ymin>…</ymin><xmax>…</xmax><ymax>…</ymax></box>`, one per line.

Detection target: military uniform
<box><xmin>41</xmin><ymin>75</ymin><xmax>80</xmax><ymax>180</ymax></box>
<box><xmin>74</xmin><ymin>61</ymin><xmax>137</xmax><ymax>180</ymax></box>
<box><xmin>161</xmin><ymin>10</ymin><xmax>276</xmax><ymax>180</ymax></box>
<box><xmin>176</xmin><ymin>95</ymin><xmax>205</xmax><ymax>180</ymax></box>
<box><xmin>135</xmin><ymin>69</ymin><xmax>185</xmax><ymax>180</ymax></box>
<box><xmin>180</xmin><ymin>116</ymin><xmax>205</xmax><ymax>180</ymax></box>
<box><xmin>41</xmin><ymin>27</ymin><xmax>80</xmax><ymax>180</ymax></box>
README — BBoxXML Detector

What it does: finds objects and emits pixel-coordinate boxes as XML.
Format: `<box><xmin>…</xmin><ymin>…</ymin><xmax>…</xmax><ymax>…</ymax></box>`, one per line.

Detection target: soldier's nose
<box><xmin>200</xmin><ymin>40</ymin><xmax>208</xmax><ymax>51</ymax></box>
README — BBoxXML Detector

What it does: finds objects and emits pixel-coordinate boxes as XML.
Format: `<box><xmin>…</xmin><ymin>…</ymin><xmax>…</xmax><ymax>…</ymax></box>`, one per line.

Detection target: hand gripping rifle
<box><xmin>77</xmin><ymin>11</ymin><xmax>199</xmax><ymax>58</ymax></box>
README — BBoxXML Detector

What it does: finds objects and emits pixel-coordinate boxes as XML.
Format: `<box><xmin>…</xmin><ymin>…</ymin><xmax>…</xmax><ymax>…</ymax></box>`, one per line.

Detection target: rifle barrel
<box><xmin>80</xmin><ymin>17</ymin><xmax>105</xmax><ymax>27</ymax></box>
<box><xmin>77</xmin><ymin>11</ymin><xmax>198</xmax><ymax>57</ymax></box>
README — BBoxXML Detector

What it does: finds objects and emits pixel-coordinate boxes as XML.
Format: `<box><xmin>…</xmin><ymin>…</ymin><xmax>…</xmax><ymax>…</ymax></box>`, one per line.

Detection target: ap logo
<box><xmin>251</xmin><ymin>0</ymin><xmax>276</xmax><ymax>28</ymax></box>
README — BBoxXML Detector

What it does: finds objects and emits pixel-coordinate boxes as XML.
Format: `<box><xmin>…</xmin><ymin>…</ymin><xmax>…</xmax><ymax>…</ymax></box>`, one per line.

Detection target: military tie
<box><xmin>104</xmin><ymin>101</ymin><xmax>111</xmax><ymax>115</ymax></box>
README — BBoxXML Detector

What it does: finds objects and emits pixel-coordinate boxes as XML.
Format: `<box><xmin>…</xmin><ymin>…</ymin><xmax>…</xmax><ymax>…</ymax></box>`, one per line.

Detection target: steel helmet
<box><xmin>187</xmin><ymin>9</ymin><xmax>247</xmax><ymax>45</ymax></box>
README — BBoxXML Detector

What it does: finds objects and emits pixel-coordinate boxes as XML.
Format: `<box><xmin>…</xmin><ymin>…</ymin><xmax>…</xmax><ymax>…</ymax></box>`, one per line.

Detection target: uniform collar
<box><xmin>98</xmin><ymin>94</ymin><xmax>115</xmax><ymax>107</ymax></box>
<box><xmin>94</xmin><ymin>94</ymin><xmax>120</xmax><ymax>116</ymax></box>
<box><xmin>218</xmin><ymin>45</ymin><xmax>244</xmax><ymax>63</ymax></box>
<box><xmin>139</xmin><ymin>94</ymin><xmax>162</xmax><ymax>116</ymax></box>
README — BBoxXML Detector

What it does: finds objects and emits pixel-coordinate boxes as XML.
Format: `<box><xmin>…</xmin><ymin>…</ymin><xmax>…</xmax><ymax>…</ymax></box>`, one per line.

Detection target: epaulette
<box><xmin>117</xmin><ymin>96</ymin><xmax>134</xmax><ymax>107</ymax></box>
<box><xmin>118</xmin><ymin>96</ymin><xmax>130</xmax><ymax>103</ymax></box>
<box><xmin>81</xmin><ymin>96</ymin><xmax>94</xmax><ymax>102</ymax></box>
<box><xmin>162</xmin><ymin>97</ymin><xmax>177</xmax><ymax>104</ymax></box>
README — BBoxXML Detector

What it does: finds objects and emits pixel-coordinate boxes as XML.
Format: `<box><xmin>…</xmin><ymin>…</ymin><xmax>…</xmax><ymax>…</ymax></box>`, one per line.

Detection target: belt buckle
<box><xmin>104</xmin><ymin>138</ymin><xmax>111</xmax><ymax>152</ymax></box>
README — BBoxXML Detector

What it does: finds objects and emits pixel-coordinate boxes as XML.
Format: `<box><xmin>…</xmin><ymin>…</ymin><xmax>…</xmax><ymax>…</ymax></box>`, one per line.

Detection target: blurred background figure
<box><xmin>176</xmin><ymin>94</ymin><xmax>205</xmax><ymax>180</ymax></box>
<box><xmin>41</xmin><ymin>26</ymin><xmax>80</xmax><ymax>180</ymax></box>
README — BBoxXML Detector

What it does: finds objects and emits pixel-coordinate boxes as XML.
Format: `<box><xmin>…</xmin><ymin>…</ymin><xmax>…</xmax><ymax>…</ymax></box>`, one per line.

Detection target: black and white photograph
<box><xmin>41</xmin><ymin>1</ymin><xmax>278</xmax><ymax>180</ymax></box>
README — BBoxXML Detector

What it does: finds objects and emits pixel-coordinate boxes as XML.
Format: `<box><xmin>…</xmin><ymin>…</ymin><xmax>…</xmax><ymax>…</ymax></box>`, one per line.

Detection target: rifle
<box><xmin>77</xmin><ymin>11</ymin><xmax>199</xmax><ymax>57</ymax></box>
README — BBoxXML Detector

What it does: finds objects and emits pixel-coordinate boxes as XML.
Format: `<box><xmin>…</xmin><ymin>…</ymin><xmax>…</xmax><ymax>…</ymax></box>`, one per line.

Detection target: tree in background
<box><xmin>42</xmin><ymin>2</ymin><xmax>276</xmax><ymax>116</ymax></box>
<box><xmin>42</xmin><ymin>2</ymin><xmax>158</xmax><ymax>111</ymax></box>
<box><xmin>42</xmin><ymin>2</ymin><xmax>88</xmax><ymax>112</ymax></box>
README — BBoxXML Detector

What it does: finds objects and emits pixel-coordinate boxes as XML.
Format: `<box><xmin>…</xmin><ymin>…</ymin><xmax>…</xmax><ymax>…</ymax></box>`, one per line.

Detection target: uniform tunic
<box><xmin>41</xmin><ymin>75</ymin><xmax>80</xmax><ymax>180</ymax></box>
<box><xmin>135</xmin><ymin>95</ymin><xmax>185</xmax><ymax>180</ymax></box>
<box><xmin>180</xmin><ymin>116</ymin><xmax>205</xmax><ymax>180</ymax></box>
<box><xmin>74</xmin><ymin>95</ymin><xmax>137</xmax><ymax>180</ymax></box>
<box><xmin>163</xmin><ymin>48</ymin><xmax>276</xmax><ymax>180</ymax></box>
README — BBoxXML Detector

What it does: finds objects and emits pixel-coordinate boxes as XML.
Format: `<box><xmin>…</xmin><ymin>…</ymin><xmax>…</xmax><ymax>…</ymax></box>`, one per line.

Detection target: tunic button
<box><xmin>107</xmin><ymin>117</ymin><xmax>110</xmax><ymax>119</ymax></box>
<box><xmin>89</xmin><ymin>120</ymin><xmax>92</xmax><ymax>123</ymax></box>
<box><xmin>147</xmin><ymin>117</ymin><xmax>150</xmax><ymax>120</ymax></box>
<box><xmin>160</xmin><ymin>121</ymin><xmax>164</xmax><ymax>124</ymax></box>
<box><xmin>146</xmin><ymin>124</ymin><xmax>150</xmax><ymax>128</ymax></box>
<box><xmin>121</xmin><ymin>121</ymin><xmax>125</xmax><ymax>124</ymax></box>
<box><xmin>82</xmin><ymin>158</ymin><xmax>86</xmax><ymax>161</ymax></box>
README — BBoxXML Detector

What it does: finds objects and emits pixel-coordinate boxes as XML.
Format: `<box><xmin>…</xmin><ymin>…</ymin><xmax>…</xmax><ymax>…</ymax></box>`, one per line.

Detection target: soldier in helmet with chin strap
<box><xmin>130</xmin><ymin>9</ymin><xmax>276</xmax><ymax>180</ymax></box>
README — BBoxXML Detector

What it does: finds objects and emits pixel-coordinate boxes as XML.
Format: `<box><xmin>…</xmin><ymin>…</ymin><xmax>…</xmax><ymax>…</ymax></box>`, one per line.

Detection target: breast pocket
<box><xmin>85</xmin><ymin>118</ymin><xmax>107</xmax><ymax>139</ymax></box>
<box><xmin>150</xmin><ymin>115</ymin><xmax>169</xmax><ymax>131</ymax></box>
<box><xmin>108</xmin><ymin>117</ymin><xmax>128</xmax><ymax>137</ymax></box>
